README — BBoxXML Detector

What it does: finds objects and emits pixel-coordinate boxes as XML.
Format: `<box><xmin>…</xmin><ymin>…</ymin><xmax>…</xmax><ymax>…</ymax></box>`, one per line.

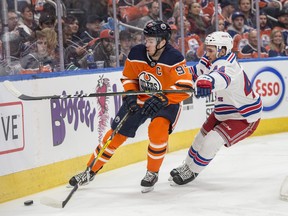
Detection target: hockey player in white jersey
<box><xmin>170</xmin><ymin>31</ymin><xmax>263</xmax><ymax>185</ymax></box>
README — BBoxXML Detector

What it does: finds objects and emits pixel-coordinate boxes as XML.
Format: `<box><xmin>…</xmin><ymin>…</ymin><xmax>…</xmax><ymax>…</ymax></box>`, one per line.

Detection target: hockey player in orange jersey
<box><xmin>69</xmin><ymin>20</ymin><xmax>193</xmax><ymax>192</ymax></box>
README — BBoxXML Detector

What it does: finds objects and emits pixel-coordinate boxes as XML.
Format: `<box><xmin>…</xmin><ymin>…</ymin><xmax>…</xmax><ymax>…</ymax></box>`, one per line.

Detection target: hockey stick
<box><xmin>3</xmin><ymin>80</ymin><xmax>194</xmax><ymax>101</ymax></box>
<box><xmin>40</xmin><ymin>112</ymin><xmax>131</xmax><ymax>208</ymax></box>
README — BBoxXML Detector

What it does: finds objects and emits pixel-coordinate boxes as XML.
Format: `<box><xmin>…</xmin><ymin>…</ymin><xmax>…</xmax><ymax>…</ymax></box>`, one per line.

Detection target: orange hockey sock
<box><xmin>147</xmin><ymin>117</ymin><xmax>169</xmax><ymax>172</ymax></box>
<box><xmin>87</xmin><ymin>129</ymin><xmax>127</xmax><ymax>173</ymax></box>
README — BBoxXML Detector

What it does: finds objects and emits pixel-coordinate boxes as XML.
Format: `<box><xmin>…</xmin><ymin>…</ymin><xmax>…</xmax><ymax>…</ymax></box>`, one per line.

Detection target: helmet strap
<box><xmin>152</xmin><ymin>38</ymin><xmax>166</xmax><ymax>57</ymax></box>
<box><xmin>216</xmin><ymin>46</ymin><xmax>226</xmax><ymax>58</ymax></box>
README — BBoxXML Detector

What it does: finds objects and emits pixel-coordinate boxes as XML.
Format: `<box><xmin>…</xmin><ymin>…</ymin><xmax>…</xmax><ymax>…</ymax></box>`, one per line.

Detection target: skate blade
<box><xmin>141</xmin><ymin>186</ymin><xmax>154</xmax><ymax>193</ymax></box>
<box><xmin>169</xmin><ymin>181</ymin><xmax>182</xmax><ymax>187</ymax></box>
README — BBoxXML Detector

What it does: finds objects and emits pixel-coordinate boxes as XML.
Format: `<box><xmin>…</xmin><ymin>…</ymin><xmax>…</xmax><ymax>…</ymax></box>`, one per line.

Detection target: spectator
<box><xmin>1</xmin><ymin>10</ymin><xmax>32</xmax><ymax>59</ymax></box>
<box><xmin>6</xmin><ymin>10</ymin><xmax>19</xmax><ymax>32</ymax></box>
<box><xmin>38</xmin><ymin>12</ymin><xmax>56</xmax><ymax>30</ymax></box>
<box><xmin>238</xmin><ymin>0</ymin><xmax>256</xmax><ymax>28</ymax></box>
<box><xmin>64</xmin><ymin>15</ymin><xmax>82</xmax><ymax>43</ymax></box>
<box><xmin>80</xmin><ymin>15</ymin><xmax>103</xmax><ymax>44</ymax></box>
<box><xmin>265</xmin><ymin>29</ymin><xmax>287</xmax><ymax>57</ymax></box>
<box><xmin>227</xmin><ymin>11</ymin><xmax>251</xmax><ymax>55</ymax></box>
<box><xmin>219</xmin><ymin>0</ymin><xmax>236</xmax><ymax>30</ymax></box>
<box><xmin>119</xmin><ymin>30</ymin><xmax>133</xmax><ymax>66</ymax></box>
<box><xmin>273</xmin><ymin>8</ymin><xmax>288</xmax><ymax>46</ymax></box>
<box><xmin>169</xmin><ymin>24</ymin><xmax>180</xmax><ymax>51</ymax></box>
<box><xmin>18</xmin><ymin>2</ymin><xmax>38</xmax><ymax>37</ymax></box>
<box><xmin>227</xmin><ymin>11</ymin><xmax>251</xmax><ymax>38</ymax></box>
<box><xmin>186</xmin><ymin>2</ymin><xmax>210</xmax><ymax>41</ymax></box>
<box><xmin>41</xmin><ymin>28</ymin><xmax>59</xmax><ymax>62</ymax></box>
<box><xmin>206</xmin><ymin>16</ymin><xmax>226</xmax><ymax>35</ymax></box>
<box><xmin>259</xmin><ymin>11</ymin><xmax>272</xmax><ymax>48</ymax></box>
<box><xmin>172</xmin><ymin>0</ymin><xmax>188</xmax><ymax>18</ymax></box>
<box><xmin>131</xmin><ymin>31</ymin><xmax>144</xmax><ymax>46</ymax></box>
<box><xmin>94</xmin><ymin>29</ymin><xmax>115</xmax><ymax>67</ymax></box>
<box><xmin>20</xmin><ymin>29</ymin><xmax>56</xmax><ymax>74</ymax></box>
<box><xmin>84</xmin><ymin>29</ymin><xmax>116</xmax><ymax>68</ymax></box>
<box><xmin>40</xmin><ymin>2</ymin><xmax>57</xmax><ymax>16</ymax></box>
<box><xmin>161</xmin><ymin>0</ymin><xmax>175</xmax><ymax>22</ymax></box>
<box><xmin>63</xmin><ymin>15</ymin><xmax>87</xmax><ymax>68</ymax></box>
<box><xmin>238</xmin><ymin>29</ymin><xmax>268</xmax><ymax>58</ymax></box>
<box><xmin>198</xmin><ymin>16</ymin><xmax>226</xmax><ymax>58</ymax></box>
<box><xmin>175</xmin><ymin>15</ymin><xmax>203</xmax><ymax>61</ymax></box>
<box><xmin>134</xmin><ymin>0</ymin><xmax>160</xmax><ymax>29</ymax></box>
<box><xmin>261</xmin><ymin>1</ymin><xmax>282</xmax><ymax>27</ymax></box>
<box><xmin>175</xmin><ymin>15</ymin><xmax>190</xmax><ymax>36</ymax></box>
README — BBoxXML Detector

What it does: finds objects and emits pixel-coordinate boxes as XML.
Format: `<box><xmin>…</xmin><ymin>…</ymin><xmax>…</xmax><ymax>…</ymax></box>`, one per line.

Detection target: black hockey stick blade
<box><xmin>3</xmin><ymin>80</ymin><xmax>194</xmax><ymax>101</ymax></box>
<box><xmin>40</xmin><ymin>184</ymin><xmax>79</xmax><ymax>208</ymax></box>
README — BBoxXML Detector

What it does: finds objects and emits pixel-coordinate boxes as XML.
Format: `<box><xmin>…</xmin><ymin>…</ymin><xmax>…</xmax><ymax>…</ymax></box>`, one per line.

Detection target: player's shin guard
<box><xmin>89</xmin><ymin>129</ymin><xmax>127</xmax><ymax>173</ymax></box>
<box><xmin>170</xmin><ymin>132</ymin><xmax>205</xmax><ymax>178</ymax></box>
<box><xmin>147</xmin><ymin>117</ymin><xmax>169</xmax><ymax>172</ymax></box>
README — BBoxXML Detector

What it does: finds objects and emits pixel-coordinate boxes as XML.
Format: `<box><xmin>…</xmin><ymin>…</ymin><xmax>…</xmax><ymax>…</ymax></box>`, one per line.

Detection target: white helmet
<box><xmin>205</xmin><ymin>31</ymin><xmax>233</xmax><ymax>57</ymax></box>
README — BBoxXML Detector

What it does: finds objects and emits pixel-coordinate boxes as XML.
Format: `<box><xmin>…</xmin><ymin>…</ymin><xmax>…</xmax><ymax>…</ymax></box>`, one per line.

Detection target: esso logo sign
<box><xmin>251</xmin><ymin>67</ymin><xmax>285</xmax><ymax>111</ymax></box>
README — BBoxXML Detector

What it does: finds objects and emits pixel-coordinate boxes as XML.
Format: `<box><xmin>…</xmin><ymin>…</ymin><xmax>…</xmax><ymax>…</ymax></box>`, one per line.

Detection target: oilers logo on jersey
<box><xmin>139</xmin><ymin>72</ymin><xmax>162</xmax><ymax>91</ymax></box>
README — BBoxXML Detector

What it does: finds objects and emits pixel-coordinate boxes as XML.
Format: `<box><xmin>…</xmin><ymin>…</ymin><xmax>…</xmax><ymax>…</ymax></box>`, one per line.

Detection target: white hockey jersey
<box><xmin>190</xmin><ymin>52</ymin><xmax>262</xmax><ymax>123</ymax></box>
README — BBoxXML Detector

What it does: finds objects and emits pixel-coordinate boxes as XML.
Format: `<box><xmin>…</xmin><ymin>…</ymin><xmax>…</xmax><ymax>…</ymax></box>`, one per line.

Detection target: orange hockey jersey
<box><xmin>121</xmin><ymin>44</ymin><xmax>193</xmax><ymax>105</ymax></box>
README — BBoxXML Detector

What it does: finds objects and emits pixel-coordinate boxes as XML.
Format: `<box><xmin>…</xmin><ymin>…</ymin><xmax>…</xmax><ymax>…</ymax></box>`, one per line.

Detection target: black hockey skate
<box><xmin>141</xmin><ymin>170</ymin><xmax>158</xmax><ymax>193</ymax></box>
<box><xmin>69</xmin><ymin>169</ymin><xmax>96</xmax><ymax>187</ymax></box>
<box><xmin>168</xmin><ymin>162</ymin><xmax>189</xmax><ymax>181</ymax></box>
<box><xmin>171</xmin><ymin>163</ymin><xmax>198</xmax><ymax>185</ymax></box>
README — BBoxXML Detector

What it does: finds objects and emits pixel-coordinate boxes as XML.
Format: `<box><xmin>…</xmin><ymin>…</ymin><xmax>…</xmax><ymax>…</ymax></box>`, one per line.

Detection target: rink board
<box><xmin>0</xmin><ymin>58</ymin><xmax>288</xmax><ymax>203</ymax></box>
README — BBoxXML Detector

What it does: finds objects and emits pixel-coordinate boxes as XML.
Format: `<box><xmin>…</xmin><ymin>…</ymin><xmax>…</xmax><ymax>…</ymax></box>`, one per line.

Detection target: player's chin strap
<box><xmin>151</xmin><ymin>38</ymin><xmax>167</xmax><ymax>57</ymax></box>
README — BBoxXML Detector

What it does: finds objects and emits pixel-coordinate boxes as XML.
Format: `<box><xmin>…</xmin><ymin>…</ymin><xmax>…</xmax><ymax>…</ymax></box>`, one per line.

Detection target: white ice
<box><xmin>1</xmin><ymin>132</ymin><xmax>288</xmax><ymax>216</ymax></box>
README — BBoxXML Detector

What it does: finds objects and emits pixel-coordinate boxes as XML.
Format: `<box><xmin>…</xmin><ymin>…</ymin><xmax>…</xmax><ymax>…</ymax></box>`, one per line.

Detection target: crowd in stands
<box><xmin>1</xmin><ymin>0</ymin><xmax>288</xmax><ymax>76</ymax></box>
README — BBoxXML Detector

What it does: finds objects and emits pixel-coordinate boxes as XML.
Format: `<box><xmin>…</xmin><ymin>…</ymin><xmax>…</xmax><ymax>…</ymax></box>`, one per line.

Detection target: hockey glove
<box><xmin>123</xmin><ymin>94</ymin><xmax>140</xmax><ymax>113</ymax></box>
<box><xmin>142</xmin><ymin>93</ymin><xmax>168</xmax><ymax>117</ymax></box>
<box><xmin>195</xmin><ymin>75</ymin><xmax>215</xmax><ymax>98</ymax></box>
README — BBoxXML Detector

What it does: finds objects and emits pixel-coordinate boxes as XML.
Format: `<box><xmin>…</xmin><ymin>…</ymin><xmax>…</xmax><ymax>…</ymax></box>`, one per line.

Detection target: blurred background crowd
<box><xmin>0</xmin><ymin>0</ymin><xmax>288</xmax><ymax>76</ymax></box>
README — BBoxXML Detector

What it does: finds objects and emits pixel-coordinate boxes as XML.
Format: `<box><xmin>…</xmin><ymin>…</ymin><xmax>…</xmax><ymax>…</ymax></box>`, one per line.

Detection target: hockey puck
<box><xmin>24</xmin><ymin>200</ymin><xmax>33</xmax><ymax>206</ymax></box>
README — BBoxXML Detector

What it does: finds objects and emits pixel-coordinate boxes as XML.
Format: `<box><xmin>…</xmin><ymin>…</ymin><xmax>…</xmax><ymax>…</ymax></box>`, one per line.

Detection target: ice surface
<box><xmin>1</xmin><ymin>133</ymin><xmax>288</xmax><ymax>216</ymax></box>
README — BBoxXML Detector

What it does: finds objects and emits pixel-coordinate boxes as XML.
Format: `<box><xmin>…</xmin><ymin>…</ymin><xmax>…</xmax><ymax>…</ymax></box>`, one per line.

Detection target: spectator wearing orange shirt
<box><xmin>259</xmin><ymin>11</ymin><xmax>272</xmax><ymax>48</ymax></box>
<box><xmin>238</xmin><ymin>29</ymin><xmax>268</xmax><ymax>59</ymax></box>
<box><xmin>175</xmin><ymin>15</ymin><xmax>203</xmax><ymax>61</ymax></box>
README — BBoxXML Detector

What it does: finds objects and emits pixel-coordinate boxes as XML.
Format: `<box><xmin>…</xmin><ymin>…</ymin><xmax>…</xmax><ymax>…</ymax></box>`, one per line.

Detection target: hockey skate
<box><xmin>168</xmin><ymin>161</ymin><xmax>190</xmax><ymax>181</ymax></box>
<box><xmin>141</xmin><ymin>170</ymin><xmax>158</xmax><ymax>193</ymax></box>
<box><xmin>170</xmin><ymin>163</ymin><xmax>198</xmax><ymax>185</ymax></box>
<box><xmin>69</xmin><ymin>169</ymin><xmax>96</xmax><ymax>187</ymax></box>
